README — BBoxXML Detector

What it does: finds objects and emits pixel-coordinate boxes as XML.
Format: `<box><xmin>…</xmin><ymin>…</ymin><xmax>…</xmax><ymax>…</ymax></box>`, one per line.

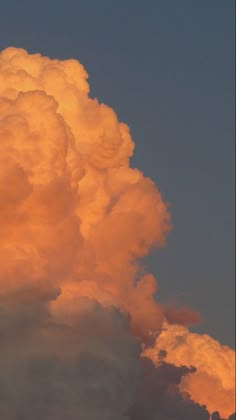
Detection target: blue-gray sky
<box><xmin>0</xmin><ymin>0</ymin><xmax>234</xmax><ymax>347</ymax></box>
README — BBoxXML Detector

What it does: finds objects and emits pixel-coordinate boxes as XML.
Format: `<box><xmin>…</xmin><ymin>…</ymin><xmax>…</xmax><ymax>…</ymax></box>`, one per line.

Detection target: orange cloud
<box><xmin>0</xmin><ymin>47</ymin><xmax>234</xmax><ymax>419</ymax></box>
<box><xmin>143</xmin><ymin>324</ymin><xmax>235</xmax><ymax>418</ymax></box>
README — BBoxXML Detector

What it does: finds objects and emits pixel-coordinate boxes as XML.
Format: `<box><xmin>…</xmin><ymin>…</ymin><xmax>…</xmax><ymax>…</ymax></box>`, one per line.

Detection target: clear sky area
<box><xmin>0</xmin><ymin>0</ymin><xmax>234</xmax><ymax>347</ymax></box>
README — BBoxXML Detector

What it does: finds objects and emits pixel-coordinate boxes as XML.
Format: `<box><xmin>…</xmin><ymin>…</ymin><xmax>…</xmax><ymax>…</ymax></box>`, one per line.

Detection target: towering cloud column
<box><xmin>0</xmin><ymin>47</ymin><xmax>235</xmax><ymax>419</ymax></box>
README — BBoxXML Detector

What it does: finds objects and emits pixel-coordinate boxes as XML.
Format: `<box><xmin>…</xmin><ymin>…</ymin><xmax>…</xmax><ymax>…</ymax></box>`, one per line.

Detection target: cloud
<box><xmin>164</xmin><ymin>299</ymin><xmax>202</xmax><ymax>326</ymax></box>
<box><xmin>0</xmin><ymin>47</ymin><xmax>234</xmax><ymax>419</ymax></box>
<box><xmin>144</xmin><ymin>323</ymin><xmax>235</xmax><ymax>418</ymax></box>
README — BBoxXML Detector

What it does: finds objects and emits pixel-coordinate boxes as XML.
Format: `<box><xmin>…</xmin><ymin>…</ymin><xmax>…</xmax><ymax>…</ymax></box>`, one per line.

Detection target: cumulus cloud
<box><xmin>0</xmin><ymin>46</ymin><xmax>169</xmax><ymax>419</ymax></box>
<box><xmin>0</xmin><ymin>47</ymin><xmax>235</xmax><ymax>419</ymax></box>
<box><xmin>0</xmin><ymin>47</ymin><xmax>170</xmax><ymax>341</ymax></box>
<box><xmin>144</xmin><ymin>323</ymin><xmax>235</xmax><ymax>418</ymax></box>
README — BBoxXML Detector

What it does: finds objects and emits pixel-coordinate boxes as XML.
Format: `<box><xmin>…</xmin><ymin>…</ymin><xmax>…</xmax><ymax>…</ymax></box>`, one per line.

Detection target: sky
<box><xmin>0</xmin><ymin>0</ymin><xmax>234</xmax><ymax>349</ymax></box>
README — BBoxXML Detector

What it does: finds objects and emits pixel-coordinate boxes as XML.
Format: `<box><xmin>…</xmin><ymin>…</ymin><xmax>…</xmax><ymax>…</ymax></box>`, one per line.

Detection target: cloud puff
<box><xmin>144</xmin><ymin>324</ymin><xmax>235</xmax><ymax>418</ymax></box>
